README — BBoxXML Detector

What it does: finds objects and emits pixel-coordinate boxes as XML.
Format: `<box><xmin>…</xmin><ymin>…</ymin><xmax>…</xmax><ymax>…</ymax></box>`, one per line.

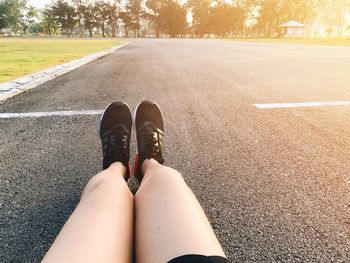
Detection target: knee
<box><xmin>163</xmin><ymin>166</ymin><xmax>184</xmax><ymax>181</ymax></box>
<box><xmin>146</xmin><ymin>165</ymin><xmax>183</xmax><ymax>182</ymax></box>
<box><xmin>136</xmin><ymin>165</ymin><xmax>185</xmax><ymax>198</ymax></box>
<box><xmin>82</xmin><ymin>170</ymin><xmax>132</xmax><ymax>201</ymax></box>
<box><xmin>85</xmin><ymin>170</ymin><xmax>113</xmax><ymax>192</ymax></box>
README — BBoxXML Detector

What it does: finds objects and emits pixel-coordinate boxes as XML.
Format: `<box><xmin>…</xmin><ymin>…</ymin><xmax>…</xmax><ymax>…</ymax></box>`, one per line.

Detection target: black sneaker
<box><xmin>134</xmin><ymin>101</ymin><xmax>164</xmax><ymax>182</ymax></box>
<box><xmin>99</xmin><ymin>102</ymin><xmax>132</xmax><ymax>181</ymax></box>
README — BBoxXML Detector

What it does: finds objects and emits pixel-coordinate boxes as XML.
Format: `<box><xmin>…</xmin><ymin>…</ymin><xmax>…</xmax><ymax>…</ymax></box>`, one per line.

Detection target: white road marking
<box><xmin>0</xmin><ymin>110</ymin><xmax>104</xmax><ymax>119</ymax></box>
<box><xmin>253</xmin><ymin>101</ymin><xmax>350</xmax><ymax>109</ymax></box>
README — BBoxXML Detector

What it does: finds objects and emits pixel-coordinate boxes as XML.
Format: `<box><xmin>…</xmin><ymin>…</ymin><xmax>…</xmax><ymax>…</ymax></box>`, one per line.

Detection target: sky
<box><xmin>28</xmin><ymin>0</ymin><xmax>51</xmax><ymax>8</ymax></box>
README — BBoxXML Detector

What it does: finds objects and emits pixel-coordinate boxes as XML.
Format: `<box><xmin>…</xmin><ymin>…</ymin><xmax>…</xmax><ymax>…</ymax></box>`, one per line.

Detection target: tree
<box><xmin>125</xmin><ymin>0</ymin><xmax>142</xmax><ymax>37</ymax></box>
<box><xmin>51</xmin><ymin>0</ymin><xmax>77</xmax><ymax>37</ymax></box>
<box><xmin>187</xmin><ymin>0</ymin><xmax>211</xmax><ymax>37</ymax></box>
<box><xmin>72</xmin><ymin>0</ymin><xmax>84</xmax><ymax>36</ymax></box>
<box><xmin>95</xmin><ymin>1</ymin><xmax>112</xmax><ymax>37</ymax></box>
<box><xmin>145</xmin><ymin>0</ymin><xmax>164</xmax><ymax>37</ymax></box>
<box><xmin>20</xmin><ymin>4</ymin><xmax>37</xmax><ymax>35</ymax></box>
<box><xmin>279</xmin><ymin>0</ymin><xmax>319</xmax><ymax>23</ymax></box>
<box><xmin>2</xmin><ymin>0</ymin><xmax>345</xmax><ymax>39</ymax></box>
<box><xmin>255</xmin><ymin>0</ymin><xmax>282</xmax><ymax>37</ymax></box>
<box><xmin>252</xmin><ymin>0</ymin><xmax>320</xmax><ymax>37</ymax></box>
<box><xmin>158</xmin><ymin>0</ymin><xmax>187</xmax><ymax>37</ymax></box>
<box><xmin>41</xmin><ymin>5</ymin><xmax>58</xmax><ymax>36</ymax></box>
<box><xmin>145</xmin><ymin>0</ymin><xmax>189</xmax><ymax>37</ymax></box>
<box><xmin>71</xmin><ymin>0</ymin><xmax>84</xmax><ymax>36</ymax></box>
<box><xmin>231</xmin><ymin>5</ymin><xmax>246</xmax><ymax>37</ymax></box>
<box><xmin>0</xmin><ymin>1</ymin><xmax>9</xmax><ymax>29</ymax></box>
<box><xmin>30</xmin><ymin>21</ymin><xmax>44</xmax><ymax>34</ymax></box>
<box><xmin>80</xmin><ymin>3</ymin><xmax>98</xmax><ymax>37</ymax></box>
<box><xmin>0</xmin><ymin>0</ymin><xmax>27</xmax><ymax>33</ymax></box>
<box><xmin>208</xmin><ymin>1</ymin><xmax>245</xmax><ymax>37</ymax></box>
<box><xmin>107</xmin><ymin>1</ymin><xmax>119</xmax><ymax>38</ymax></box>
<box><xmin>322</xmin><ymin>0</ymin><xmax>350</xmax><ymax>37</ymax></box>
<box><xmin>119</xmin><ymin>10</ymin><xmax>132</xmax><ymax>37</ymax></box>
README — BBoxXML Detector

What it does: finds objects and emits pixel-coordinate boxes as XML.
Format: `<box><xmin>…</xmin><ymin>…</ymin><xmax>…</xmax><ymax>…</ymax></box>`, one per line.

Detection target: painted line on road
<box><xmin>253</xmin><ymin>101</ymin><xmax>350</xmax><ymax>109</ymax></box>
<box><xmin>0</xmin><ymin>110</ymin><xmax>104</xmax><ymax>119</ymax></box>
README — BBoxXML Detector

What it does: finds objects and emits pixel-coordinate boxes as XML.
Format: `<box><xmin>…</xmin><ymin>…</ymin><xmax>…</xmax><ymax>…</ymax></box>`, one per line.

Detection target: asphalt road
<box><xmin>1</xmin><ymin>39</ymin><xmax>350</xmax><ymax>262</ymax></box>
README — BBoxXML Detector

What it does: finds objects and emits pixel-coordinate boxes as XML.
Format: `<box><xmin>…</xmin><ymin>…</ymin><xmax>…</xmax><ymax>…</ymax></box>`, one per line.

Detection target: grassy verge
<box><xmin>0</xmin><ymin>38</ymin><xmax>126</xmax><ymax>83</ymax></box>
<box><xmin>231</xmin><ymin>37</ymin><xmax>350</xmax><ymax>47</ymax></box>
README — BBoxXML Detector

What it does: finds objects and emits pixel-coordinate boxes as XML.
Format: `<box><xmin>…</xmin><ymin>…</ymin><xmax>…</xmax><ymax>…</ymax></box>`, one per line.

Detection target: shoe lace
<box><xmin>141</xmin><ymin>131</ymin><xmax>164</xmax><ymax>163</ymax></box>
<box><xmin>107</xmin><ymin>126</ymin><xmax>128</xmax><ymax>163</ymax></box>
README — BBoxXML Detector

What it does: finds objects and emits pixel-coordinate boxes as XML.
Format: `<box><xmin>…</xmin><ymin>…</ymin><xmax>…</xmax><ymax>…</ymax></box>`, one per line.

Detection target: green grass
<box><xmin>0</xmin><ymin>38</ymin><xmax>126</xmax><ymax>83</ymax></box>
<box><xmin>231</xmin><ymin>37</ymin><xmax>350</xmax><ymax>47</ymax></box>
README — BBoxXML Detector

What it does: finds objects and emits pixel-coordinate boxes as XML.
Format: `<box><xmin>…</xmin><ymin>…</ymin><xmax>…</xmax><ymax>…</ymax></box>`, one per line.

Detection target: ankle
<box><xmin>109</xmin><ymin>162</ymin><xmax>126</xmax><ymax>177</ymax></box>
<box><xmin>141</xmin><ymin>158</ymin><xmax>162</xmax><ymax>175</ymax></box>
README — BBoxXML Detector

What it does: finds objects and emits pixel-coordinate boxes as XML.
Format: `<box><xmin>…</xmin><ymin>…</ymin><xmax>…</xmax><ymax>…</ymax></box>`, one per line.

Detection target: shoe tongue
<box><xmin>142</xmin><ymin>122</ymin><xmax>156</xmax><ymax>132</ymax></box>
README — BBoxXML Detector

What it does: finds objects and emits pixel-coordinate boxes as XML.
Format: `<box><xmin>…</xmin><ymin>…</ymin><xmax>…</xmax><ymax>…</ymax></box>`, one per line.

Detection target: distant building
<box><xmin>279</xmin><ymin>20</ymin><xmax>306</xmax><ymax>37</ymax></box>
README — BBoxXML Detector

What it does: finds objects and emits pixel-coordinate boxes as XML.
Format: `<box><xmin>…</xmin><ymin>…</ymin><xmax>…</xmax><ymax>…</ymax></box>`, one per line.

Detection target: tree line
<box><xmin>1</xmin><ymin>0</ymin><xmax>349</xmax><ymax>38</ymax></box>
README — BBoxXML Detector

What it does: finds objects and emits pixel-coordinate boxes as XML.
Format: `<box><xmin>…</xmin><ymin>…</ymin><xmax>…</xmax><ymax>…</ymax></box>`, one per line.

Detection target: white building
<box><xmin>279</xmin><ymin>20</ymin><xmax>306</xmax><ymax>37</ymax></box>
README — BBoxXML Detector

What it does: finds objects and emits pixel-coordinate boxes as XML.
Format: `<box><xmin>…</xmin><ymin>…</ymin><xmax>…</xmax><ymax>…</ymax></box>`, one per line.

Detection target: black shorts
<box><xmin>168</xmin><ymin>254</ymin><xmax>229</xmax><ymax>263</ymax></box>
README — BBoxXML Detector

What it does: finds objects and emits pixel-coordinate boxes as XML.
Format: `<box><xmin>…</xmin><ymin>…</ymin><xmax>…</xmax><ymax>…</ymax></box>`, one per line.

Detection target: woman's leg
<box><xmin>42</xmin><ymin>162</ymin><xmax>134</xmax><ymax>263</ymax></box>
<box><xmin>135</xmin><ymin>159</ymin><xmax>226</xmax><ymax>263</ymax></box>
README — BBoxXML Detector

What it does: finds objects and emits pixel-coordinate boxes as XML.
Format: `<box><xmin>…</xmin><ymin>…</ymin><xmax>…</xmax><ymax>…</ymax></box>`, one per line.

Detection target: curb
<box><xmin>0</xmin><ymin>42</ymin><xmax>130</xmax><ymax>104</ymax></box>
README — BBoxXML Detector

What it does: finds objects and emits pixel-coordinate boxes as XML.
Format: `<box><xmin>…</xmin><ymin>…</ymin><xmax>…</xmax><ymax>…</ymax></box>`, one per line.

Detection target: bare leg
<box><xmin>42</xmin><ymin>162</ymin><xmax>134</xmax><ymax>263</ymax></box>
<box><xmin>135</xmin><ymin>159</ymin><xmax>226</xmax><ymax>263</ymax></box>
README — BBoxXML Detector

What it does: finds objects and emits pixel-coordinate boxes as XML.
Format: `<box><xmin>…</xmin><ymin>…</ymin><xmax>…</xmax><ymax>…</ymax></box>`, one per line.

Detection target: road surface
<box><xmin>1</xmin><ymin>39</ymin><xmax>350</xmax><ymax>262</ymax></box>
